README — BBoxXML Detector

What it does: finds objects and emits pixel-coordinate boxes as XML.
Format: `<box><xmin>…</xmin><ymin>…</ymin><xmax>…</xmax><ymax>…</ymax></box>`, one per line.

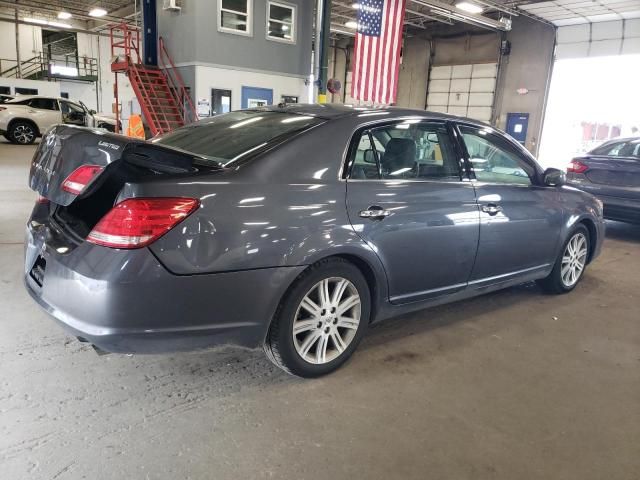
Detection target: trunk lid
<box><xmin>30</xmin><ymin>125</ymin><xmax>137</xmax><ymax>206</ymax></box>
<box><xmin>28</xmin><ymin>124</ymin><xmax>221</xmax><ymax>243</ymax></box>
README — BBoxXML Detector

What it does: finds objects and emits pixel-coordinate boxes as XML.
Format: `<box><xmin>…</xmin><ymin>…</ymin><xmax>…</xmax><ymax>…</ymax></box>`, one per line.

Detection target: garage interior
<box><xmin>1</xmin><ymin>0</ymin><xmax>639</xmax><ymax>479</ymax></box>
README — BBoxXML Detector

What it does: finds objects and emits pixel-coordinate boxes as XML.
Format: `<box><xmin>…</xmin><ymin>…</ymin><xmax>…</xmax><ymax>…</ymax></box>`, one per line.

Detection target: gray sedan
<box><xmin>566</xmin><ymin>137</ymin><xmax>640</xmax><ymax>224</ymax></box>
<box><xmin>24</xmin><ymin>105</ymin><xmax>604</xmax><ymax>377</ymax></box>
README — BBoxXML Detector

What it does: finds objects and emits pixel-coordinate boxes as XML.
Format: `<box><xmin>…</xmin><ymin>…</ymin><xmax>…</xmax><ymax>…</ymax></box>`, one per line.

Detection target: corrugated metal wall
<box><xmin>556</xmin><ymin>19</ymin><xmax>640</xmax><ymax>59</ymax></box>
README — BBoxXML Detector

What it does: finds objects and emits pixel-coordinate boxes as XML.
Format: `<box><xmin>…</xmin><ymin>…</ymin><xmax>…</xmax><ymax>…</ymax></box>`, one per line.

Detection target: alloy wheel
<box><xmin>561</xmin><ymin>232</ymin><xmax>588</xmax><ymax>287</ymax></box>
<box><xmin>292</xmin><ymin>277</ymin><xmax>361</xmax><ymax>365</ymax></box>
<box><xmin>14</xmin><ymin>125</ymin><xmax>35</xmax><ymax>144</ymax></box>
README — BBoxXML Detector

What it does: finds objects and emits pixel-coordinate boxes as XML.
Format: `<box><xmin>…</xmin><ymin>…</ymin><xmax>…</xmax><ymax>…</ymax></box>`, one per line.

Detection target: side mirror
<box><xmin>543</xmin><ymin>167</ymin><xmax>566</xmax><ymax>186</ymax></box>
<box><xmin>89</xmin><ymin>109</ymin><xmax>97</xmax><ymax>115</ymax></box>
<box><xmin>363</xmin><ymin>149</ymin><xmax>377</xmax><ymax>164</ymax></box>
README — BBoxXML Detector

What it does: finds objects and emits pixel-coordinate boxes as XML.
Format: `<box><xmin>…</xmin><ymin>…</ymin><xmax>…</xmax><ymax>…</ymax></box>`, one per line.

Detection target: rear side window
<box><xmin>348</xmin><ymin>121</ymin><xmax>460</xmax><ymax>180</ymax></box>
<box><xmin>29</xmin><ymin>98</ymin><xmax>58</xmax><ymax>110</ymax></box>
<box><xmin>590</xmin><ymin>139</ymin><xmax>640</xmax><ymax>158</ymax></box>
<box><xmin>153</xmin><ymin>111</ymin><xmax>323</xmax><ymax>166</ymax></box>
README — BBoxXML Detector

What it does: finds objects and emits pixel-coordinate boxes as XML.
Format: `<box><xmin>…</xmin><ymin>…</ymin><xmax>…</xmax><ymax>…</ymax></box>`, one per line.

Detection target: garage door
<box><xmin>555</xmin><ymin>19</ymin><xmax>640</xmax><ymax>59</ymax></box>
<box><xmin>426</xmin><ymin>63</ymin><xmax>497</xmax><ymax>123</ymax></box>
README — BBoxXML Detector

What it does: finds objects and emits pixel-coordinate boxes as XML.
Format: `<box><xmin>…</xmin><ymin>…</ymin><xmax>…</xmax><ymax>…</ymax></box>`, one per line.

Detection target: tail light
<box><xmin>87</xmin><ymin>197</ymin><xmax>199</xmax><ymax>249</ymax></box>
<box><xmin>567</xmin><ymin>160</ymin><xmax>589</xmax><ymax>174</ymax></box>
<box><xmin>61</xmin><ymin>165</ymin><xmax>104</xmax><ymax>195</ymax></box>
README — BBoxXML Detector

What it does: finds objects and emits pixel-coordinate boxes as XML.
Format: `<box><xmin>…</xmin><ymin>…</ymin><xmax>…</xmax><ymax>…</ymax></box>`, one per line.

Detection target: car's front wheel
<box><xmin>265</xmin><ymin>258</ymin><xmax>370</xmax><ymax>377</ymax></box>
<box><xmin>9</xmin><ymin>121</ymin><xmax>37</xmax><ymax>145</ymax></box>
<box><xmin>537</xmin><ymin>225</ymin><xmax>590</xmax><ymax>294</ymax></box>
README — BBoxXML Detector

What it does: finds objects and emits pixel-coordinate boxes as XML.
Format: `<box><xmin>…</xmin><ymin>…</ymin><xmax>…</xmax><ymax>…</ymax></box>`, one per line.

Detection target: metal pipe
<box><xmin>410</xmin><ymin>0</ymin><xmax>508</xmax><ymax>31</ymax></box>
<box><xmin>314</xmin><ymin>0</ymin><xmax>324</xmax><ymax>101</ymax></box>
<box><xmin>318</xmin><ymin>0</ymin><xmax>333</xmax><ymax>102</ymax></box>
<box><xmin>15</xmin><ymin>0</ymin><xmax>22</xmax><ymax>78</ymax></box>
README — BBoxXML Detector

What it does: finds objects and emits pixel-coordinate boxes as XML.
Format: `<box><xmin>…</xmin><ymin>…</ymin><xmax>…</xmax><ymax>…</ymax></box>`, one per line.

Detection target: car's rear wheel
<box><xmin>264</xmin><ymin>258</ymin><xmax>370</xmax><ymax>377</ymax></box>
<box><xmin>537</xmin><ymin>225</ymin><xmax>590</xmax><ymax>294</ymax></box>
<box><xmin>9</xmin><ymin>121</ymin><xmax>37</xmax><ymax>145</ymax></box>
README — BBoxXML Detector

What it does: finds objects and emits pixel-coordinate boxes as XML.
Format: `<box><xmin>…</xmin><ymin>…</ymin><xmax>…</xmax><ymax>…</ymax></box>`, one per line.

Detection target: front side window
<box><xmin>218</xmin><ymin>0</ymin><xmax>253</xmax><ymax>36</ymax></box>
<box><xmin>460</xmin><ymin>125</ymin><xmax>533</xmax><ymax>185</ymax></box>
<box><xmin>267</xmin><ymin>1</ymin><xmax>296</xmax><ymax>43</ymax></box>
<box><xmin>153</xmin><ymin>110</ymin><xmax>323</xmax><ymax>166</ymax></box>
<box><xmin>590</xmin><ymin>139</ymin><xmax>640</xmax><ymax>158</ymax></box>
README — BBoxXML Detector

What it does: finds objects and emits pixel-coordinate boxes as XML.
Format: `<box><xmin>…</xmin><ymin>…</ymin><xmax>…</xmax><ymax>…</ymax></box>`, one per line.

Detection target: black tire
<box><xmin>9</xmin><ymin>121</ymin><xmax>37</xmax><ymax>145</ymax></box>
<box><xmin>537</xmin><ymin>224</ymin><xmax>590</xmax><ymax>294</ymax></box>
<box><xmin>264</xmin><ymin>258</ymin><xmax>371</xmax><ymax>378</ymax></box>
<box><xmin>2</xmin><ymin>133</ymin><xmax>13</xmax><ymax>143</ymax></box>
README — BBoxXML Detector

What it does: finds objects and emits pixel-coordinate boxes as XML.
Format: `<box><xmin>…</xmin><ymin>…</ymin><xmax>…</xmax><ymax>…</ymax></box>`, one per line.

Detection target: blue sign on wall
<box><xmin>241</xmin><ymin>86</ymin><xmax>273</xmax><ymax>109</ymax></box>
<box><xmin>506</xmin><ymin>112</ymin><xmax>529</xmax><ymax>145</ymax></box>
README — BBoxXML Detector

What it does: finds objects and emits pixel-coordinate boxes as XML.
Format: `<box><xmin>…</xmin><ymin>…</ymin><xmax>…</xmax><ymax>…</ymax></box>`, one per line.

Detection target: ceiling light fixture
<box><xmin>345</xmin><ymin>20</ymin><xmax>358</xmax><ymax>29</ymax></box>
<box><xmin>24</xmin><ymin>17</ymin><xmax>71</xmax><ymax>28</ymax></box>
<box><xmin>455</xmin><ymin>2</ymin><xmax>484</xmax><ymax>14</ymax></box>
<box><xmin>57</xmin><ymin>11</ymin><xmax>72</xmax><ymax>20</ymax></box>
<box><xmin>89</xmin><ymin>8</ymin><xmax>108</xmax><ymax>17</ymax></box>
<box><xmin>49</xmin><ymin>21</ymin><xmax>72</xmax><ymax>28</ymax></box>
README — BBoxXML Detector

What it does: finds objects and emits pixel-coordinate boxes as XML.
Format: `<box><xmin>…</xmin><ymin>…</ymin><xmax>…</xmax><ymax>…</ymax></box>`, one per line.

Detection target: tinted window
<box><xmin>460</xmin><ymin>126</ymin><xmax>532</xmax><ymax>185</ymax></box>
<box><xmin>153</xmin><ymin>111</ymin><xmax>323</xmax><ymax>166</ymax></box>
<box><xmin>590</xmin><ymin>139</ymin><xmax>640</xmax><ymax>158</ymax></box>
<box><xmin>349</xmin><ymin>132</ymin><xmax>379</xmax><ymax>179</ymax></box>
<box><xmin>15</xmin><ymin>88</ymin><xmax>38</xmax><ymax>95</ymax></box>
<box><xmin>355</xmin><ymin>122</ymin><xmax>459</xmax><ymax>180</ymax></box>
<box><xmin>29</xmin><ymin>98</ymin><xmax>58</xmax><ymax>110</ymax></box>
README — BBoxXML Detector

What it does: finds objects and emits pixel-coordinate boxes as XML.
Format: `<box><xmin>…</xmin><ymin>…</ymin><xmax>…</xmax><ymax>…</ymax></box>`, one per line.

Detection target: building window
<box><xmin>218</xmin><ymin>0</ymin><xmax>253</xmax><ymax>36</ymax></box>
<box><xmin>267</xmin><ymin>1</ymin><xmax>296</xmax><ymax>43</ymax></box>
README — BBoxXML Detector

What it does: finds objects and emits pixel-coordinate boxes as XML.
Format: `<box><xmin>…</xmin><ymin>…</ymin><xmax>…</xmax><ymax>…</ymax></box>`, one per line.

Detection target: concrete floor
<box><xmin>1</xmin><ymin>138</ymin><xmax>639</xmax><ymax>480</ymax></box>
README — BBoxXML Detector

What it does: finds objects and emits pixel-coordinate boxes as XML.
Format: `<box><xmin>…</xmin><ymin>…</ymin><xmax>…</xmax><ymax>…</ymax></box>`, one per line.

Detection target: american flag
<box><xmin>351</xmin><ymin>0</ymin><xmax>407</xmax><ymax>104</ymax></box>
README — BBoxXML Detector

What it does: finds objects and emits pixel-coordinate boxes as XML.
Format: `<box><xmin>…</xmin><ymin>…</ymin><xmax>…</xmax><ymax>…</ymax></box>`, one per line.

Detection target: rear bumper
<box><xmin>24</xmin><ymin>222</ymin><xmax>305</xmax><ymax>354</ymax></box>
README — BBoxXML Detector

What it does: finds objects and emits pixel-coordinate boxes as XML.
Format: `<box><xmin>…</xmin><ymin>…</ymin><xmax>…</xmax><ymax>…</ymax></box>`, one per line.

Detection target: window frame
<box><xmin>29</xmin><ymin>98</ymin><xmax>59</xmax><ymax>111</ymax></box>
<box><xmin>343</xmin><ymin>119</ymin><xmax>466</xmax><ymax>182</ymax></box>
<box><xmin>217</xmin><ymin>0</ymin><xmax>253</xmax><ymax>37</ymax></box>
<box><xmin>266</xmin><ymin>0</ymin><xmax>297</xmax><ymax>44</ymax></box>
<box><xmin>453</xmin><ymin>122</ymin><xmax>544</xmax><ymax>186</ymax></box>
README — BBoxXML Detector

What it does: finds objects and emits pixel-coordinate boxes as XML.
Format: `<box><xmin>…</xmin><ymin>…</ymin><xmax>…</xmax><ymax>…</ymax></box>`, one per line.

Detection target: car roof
<box><xmin>252</xmin><ymin>102</ymin><xmax>486</xmax><ymax>125</ymax></box>
<box><xmin>6</xmin><ymin>95</ymin><xmax>75</xmax><ymax>103</ymax></box>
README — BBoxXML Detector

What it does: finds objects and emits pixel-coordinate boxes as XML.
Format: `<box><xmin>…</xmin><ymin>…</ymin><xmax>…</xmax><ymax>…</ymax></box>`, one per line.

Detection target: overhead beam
<box><xmin>410</xmin><ymin>0</ymin><xmax>508</xmax><ymax>31</ymax></box>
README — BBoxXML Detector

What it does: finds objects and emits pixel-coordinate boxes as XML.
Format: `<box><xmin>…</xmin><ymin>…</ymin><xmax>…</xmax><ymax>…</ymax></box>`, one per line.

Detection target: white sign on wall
<box><xmin>197</xmin><ymin>98</ymin><xmax>211</xmax><ymax>117</ymax></box>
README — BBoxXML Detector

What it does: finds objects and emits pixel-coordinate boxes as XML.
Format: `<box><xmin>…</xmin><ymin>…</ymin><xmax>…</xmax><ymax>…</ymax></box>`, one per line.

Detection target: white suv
<box><xmin>0</xmin><ymin>96</ymin><xmax>119</xmax><ymax>145</ymax></box>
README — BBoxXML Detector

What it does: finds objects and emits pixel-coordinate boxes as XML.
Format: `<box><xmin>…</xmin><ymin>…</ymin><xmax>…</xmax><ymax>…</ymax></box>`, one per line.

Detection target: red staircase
<box><xmin>109</xmin><ymin>23</ymin><xmax>198</xmax><ymax>136</ymax></box>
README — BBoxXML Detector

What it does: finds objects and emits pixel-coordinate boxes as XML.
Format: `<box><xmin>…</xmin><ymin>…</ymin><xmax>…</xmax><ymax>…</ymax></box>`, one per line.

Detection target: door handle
<box><xmin>481</xmin><ymin>203</ymin><xmax>503</xmax><ymax>215</ymax></box>
<box><xmin>359</xmin><ymin>206</ymin><xmax>392</xmax><ymax>219</ymax></box>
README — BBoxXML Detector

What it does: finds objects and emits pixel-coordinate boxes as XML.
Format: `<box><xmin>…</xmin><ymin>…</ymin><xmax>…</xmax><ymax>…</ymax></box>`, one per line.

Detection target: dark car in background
<box><xmin>24</xmin><ymin>105</ymin><xmax>604</xmax><ymax>377</ymax></box>
<box><xmin>567</xmin><ymin>137</ymin><xmax>640</xmax><ymax>224</ymax></box>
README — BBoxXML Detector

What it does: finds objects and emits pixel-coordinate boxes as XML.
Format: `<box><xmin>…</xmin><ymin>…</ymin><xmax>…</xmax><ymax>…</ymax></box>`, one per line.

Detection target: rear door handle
<box><xmin>481</xmin><ymin>203</ymin><xmax>503</xmax><ymax>215</ymax></box>
<box><xmin>359</xmin><ymin>206</ymin><xmax>392</xmax><ymax>219</ymax></box>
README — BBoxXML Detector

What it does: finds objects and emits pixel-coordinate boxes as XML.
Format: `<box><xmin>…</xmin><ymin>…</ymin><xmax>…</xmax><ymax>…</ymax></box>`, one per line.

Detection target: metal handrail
<box><xmin>0</xmin><ymin>55</ymin><xmax>41</xmax><ymax>78</ymax></box>
<box><xmin>0</xmin><ymin>53</ymin><xmax>99</xmax><ymax>79</ymax></box>
<box><xmin>110</xmin><ymin>22</ymin><xmax>141</xmax><ymax>65</ymax></box>
<box><xmin>158</xmin><ymin>36</ymin><xmax>198</xmax><ymax>125</ymax></box>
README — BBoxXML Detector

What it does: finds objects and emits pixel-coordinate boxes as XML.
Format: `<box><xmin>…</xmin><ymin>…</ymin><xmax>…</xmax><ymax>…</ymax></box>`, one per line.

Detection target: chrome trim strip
<box><xmin>389</xmin><ymin>263</ymin><xmax>551</xmax><ymax>303</ymax></box>
<box><xmin>468</xmin><ymin>264</ymin><xmax>551</xmax><ymax>286</ymax></box>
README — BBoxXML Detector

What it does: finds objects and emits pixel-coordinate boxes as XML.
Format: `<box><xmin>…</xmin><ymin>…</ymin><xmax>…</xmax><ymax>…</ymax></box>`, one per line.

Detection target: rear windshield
<box><xmin>152</xmin><ymin>110</ymin><xmax>323</xmax><ymax>166</ymax></box>
<box><xmin>589</xmin><ymin>139</ymin><xmax>640</xmax><ymax>158</ymax></box>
